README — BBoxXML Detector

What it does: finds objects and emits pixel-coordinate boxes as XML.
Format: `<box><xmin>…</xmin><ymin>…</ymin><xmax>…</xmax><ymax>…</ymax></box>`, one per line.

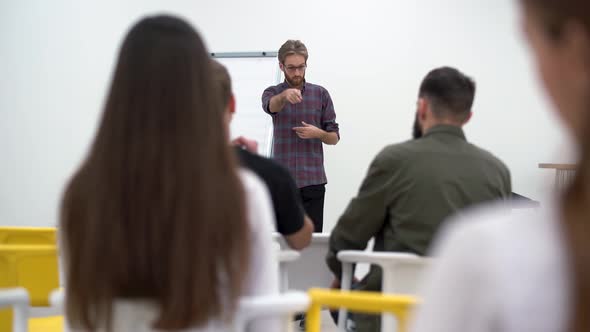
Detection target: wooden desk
<box><xmin>539</xmin><ymin>163</ymin><xmax>577</xmax><ymax>191</ymax></box>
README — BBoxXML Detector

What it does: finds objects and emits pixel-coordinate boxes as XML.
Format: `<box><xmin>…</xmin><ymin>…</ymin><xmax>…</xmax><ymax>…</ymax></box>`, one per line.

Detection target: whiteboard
<box><xmin>212</xmin><ymin>52</ymin><xmax>282</xmax><ymax>157</ymax></box>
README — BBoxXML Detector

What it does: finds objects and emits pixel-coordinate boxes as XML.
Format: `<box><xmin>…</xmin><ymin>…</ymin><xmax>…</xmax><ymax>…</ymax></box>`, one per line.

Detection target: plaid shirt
<box><xmin>262</xmin><ymin>81</ymin><xmax>339</xmax><ymax>188</ymax></box>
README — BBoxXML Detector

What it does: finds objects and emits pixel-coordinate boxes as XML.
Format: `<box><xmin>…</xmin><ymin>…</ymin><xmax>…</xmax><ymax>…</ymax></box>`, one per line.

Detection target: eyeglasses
<box><xmin>284</xmin><ymin>64</ymin><xmax>307</xmax><ymax>73</ymax></box>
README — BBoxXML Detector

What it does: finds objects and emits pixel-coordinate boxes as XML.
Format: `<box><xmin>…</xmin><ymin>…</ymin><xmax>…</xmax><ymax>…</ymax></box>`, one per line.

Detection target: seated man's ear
<box><xmin>462</xmin><ymin>112</ymin><xmax>473</xmax><ymax>125</ymax></box>
<box><xmin>229</xmin><ymin>94</ymin><xmax>236</xmax><ymax>114</ymax></box>
<box><xmin>417</xmin><ymin>97</ymin><xmax>428</xmax><ymax>121</ymax></box>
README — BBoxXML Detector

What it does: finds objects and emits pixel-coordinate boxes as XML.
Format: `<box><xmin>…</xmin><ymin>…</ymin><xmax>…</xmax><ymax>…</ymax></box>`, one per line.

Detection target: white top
<box><xmin>410</xmin><ymin>201</ymin><xmax>570</xmax><ymax>332</ymax></box>
<box><xmin>70</xmin><ymin>170</ymin><xmax>279</xmax><ymax>332</ymax></box>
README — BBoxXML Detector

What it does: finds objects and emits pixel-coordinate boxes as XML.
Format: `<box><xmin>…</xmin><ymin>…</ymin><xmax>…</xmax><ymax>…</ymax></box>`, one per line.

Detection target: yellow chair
<box><xmin>26</xmin><ymin>315</ymin><xmax>64</xmax><ymax>332</ymax></box>
<box><xmin>305</xmin><ymin>288</ymin><xmax>418</xmax><ymax>332</ymax></box>
<box><xmin>0</xmin><ymin>245</ymin><xmax>63</xmax><ymax>332</ymax></box>
<box><xmin>0</xmin><ymin>227</ymin><xmax>57</xmax><ymax>245</ymax></box>
<box><xmin>0</xmin><ymin>288</ymin><xmax>64</xmax><ymax>332</ymax></box>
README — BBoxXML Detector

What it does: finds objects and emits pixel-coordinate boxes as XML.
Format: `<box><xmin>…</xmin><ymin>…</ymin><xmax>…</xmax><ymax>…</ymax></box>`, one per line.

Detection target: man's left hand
<box><xmin>292</xmin><ymin>121</ymin><xmax>322</xmax><ymax>139</ymax></box>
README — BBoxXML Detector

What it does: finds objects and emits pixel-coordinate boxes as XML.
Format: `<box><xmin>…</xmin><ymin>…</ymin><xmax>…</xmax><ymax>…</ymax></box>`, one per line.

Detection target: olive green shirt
<box><xmin>327</xmin><ymin>125</ymin><xmax>511</xmax><ymax>291</ymax></box>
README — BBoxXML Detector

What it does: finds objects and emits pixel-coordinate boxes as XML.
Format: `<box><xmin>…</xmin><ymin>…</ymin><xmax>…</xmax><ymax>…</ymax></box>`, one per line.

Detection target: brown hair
<box><xmin>278</xmin><ymin>40</ymin><xmax>309</xmax><ymax>64</ymax></box>
<box><xmin>210</xmin><ymin>59</ymin><xmax>232</xmax><ymax>106</ymax></box>
<box><xmin>59</xmin><ymin>15</ymin><xmax>249</xmax><ymax>330</ymax></box>
<box><xmin>522</xmin><ymin>1</ymin><xmax>590</xmax><ymax>331</ymax></box>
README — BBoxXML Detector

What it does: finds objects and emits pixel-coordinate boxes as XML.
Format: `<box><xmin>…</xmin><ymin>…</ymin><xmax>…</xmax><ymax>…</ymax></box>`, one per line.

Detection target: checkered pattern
<box><xmin>262</xmin><ymin>81</ymin><xmax>339</xmax><ymax>188</ymax></box>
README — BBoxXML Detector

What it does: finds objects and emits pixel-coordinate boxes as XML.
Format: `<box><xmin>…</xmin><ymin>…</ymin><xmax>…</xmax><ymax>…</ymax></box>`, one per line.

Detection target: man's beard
<box><xmin>412</xmin><ymin>113</ymin><xmax>423</xmax><ymax>139</ymax></box>
<box><xmin>285</xmin><ymin>74</ymin><xmax>304</xmax><ymax>87</ymax></box>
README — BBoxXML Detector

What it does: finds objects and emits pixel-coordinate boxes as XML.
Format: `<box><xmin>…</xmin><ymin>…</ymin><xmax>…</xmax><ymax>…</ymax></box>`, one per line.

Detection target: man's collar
<box><xmin>423</xmin><ymin>124</ymin><xmax>466</xmax><ymax>140</ymax></box>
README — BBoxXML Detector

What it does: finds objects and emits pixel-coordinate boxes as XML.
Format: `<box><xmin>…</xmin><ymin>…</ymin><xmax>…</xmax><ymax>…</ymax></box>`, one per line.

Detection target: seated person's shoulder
<box><xmin>374</xmin><ymin>140</ymin><xmax>418</xmax><ymax>164</ymax></box>
<box><xmin>467</xmin><ymin>144</ymin><xmax>511</xmax><ymax>173</ymax></box>
<box><xmin>236</xmin><ymin>148</ymin><xmax>293</xmax><ymax>183</ymax></box>
<box><xmin>237</xmin><ymin>166</ymin><xmax>270</xmax><ymax>198</ymax></box>
<box><xmin>236</xmin><ymin>148</ymin><xmax>306</xmax><ymax>237</ymax></box>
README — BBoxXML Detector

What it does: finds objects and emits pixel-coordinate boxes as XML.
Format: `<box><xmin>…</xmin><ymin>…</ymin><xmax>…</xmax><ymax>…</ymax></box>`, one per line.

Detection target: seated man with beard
<box><xmin>326</xmin><ymin>66</ymin><xmax>512</xmax><ymax>332</ymax></box>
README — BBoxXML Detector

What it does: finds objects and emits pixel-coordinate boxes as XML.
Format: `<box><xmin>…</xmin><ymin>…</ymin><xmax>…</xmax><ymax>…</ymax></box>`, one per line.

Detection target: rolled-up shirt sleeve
<box><xmin>261</xmin><ymin>86</ymin><xmax>278</xmax><ymax>115</ymax></box>
<box><xmin>321</xmin><ymin>89</ymin><xmax>339</xmax><ymax>138</ymax></box>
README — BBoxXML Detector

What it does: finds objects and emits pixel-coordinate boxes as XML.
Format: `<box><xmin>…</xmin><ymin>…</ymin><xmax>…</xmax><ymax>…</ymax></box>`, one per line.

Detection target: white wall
<box><xmin>0</xmin><ymin>0</ymin><xmax>574</xmax><ymax>229</ymax></box>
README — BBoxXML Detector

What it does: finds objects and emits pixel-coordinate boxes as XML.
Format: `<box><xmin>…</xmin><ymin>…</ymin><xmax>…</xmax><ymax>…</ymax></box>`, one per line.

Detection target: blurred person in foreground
<box><xmin>411</xmin><ymin>1</ymin><xmax>590</xmax><ymax>331</ymax></box>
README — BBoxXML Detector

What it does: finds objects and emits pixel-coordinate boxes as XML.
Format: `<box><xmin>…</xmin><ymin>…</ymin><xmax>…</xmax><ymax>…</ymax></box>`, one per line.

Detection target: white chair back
<box><xmin>274</xmin><ymin>233</ymin><xmax>333</xmax><ymax>291</ymax></box>
<box><xmin>49</xmin><ymin>289</ymin><xmax>308</xmax><ymax>332</ymax></box>
<box><xmin>277</xmin><ymin>250</ymin><xmax>300</xmax><ymax>292</ymax></box>
<box><xmin>336</xmin><ymin>250</ymin><xmax>431</xmax><ymax>332</ymax></box>
<box><xmin>234</xmin><ymin>291</ymin><xmax>309</xmax><ymax>332</ymax></box>
<box><xmin>0</xmin><ymin>288</ymin><xmax>30</xmax><ymax>332</ymax></box>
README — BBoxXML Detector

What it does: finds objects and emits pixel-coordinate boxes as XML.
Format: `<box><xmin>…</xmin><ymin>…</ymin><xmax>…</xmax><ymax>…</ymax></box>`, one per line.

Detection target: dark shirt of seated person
<box><xmin>235</xmin><ymin>143</ymin><xmax>314</xmax><ymax>249</ymax></box>
<box><xmin>211</xmin><ymin>60</ymin><xmax>314</xmax><ymax>250</ymax></box>
<box><xmin>327</xmin><ymin>66</ymin><xmax>512</xmax><ymax>293</ymax></box>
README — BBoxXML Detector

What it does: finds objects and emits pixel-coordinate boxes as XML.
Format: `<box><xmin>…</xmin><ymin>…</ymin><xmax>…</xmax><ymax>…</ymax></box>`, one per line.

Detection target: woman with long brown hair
<box><xmin>411</xmin><ymin>1</ymin><xmax>590</xmax><ymax>332</ymax></box>
<box><xmin>60</xmin><ymin>15</ymin><xmax>278</xmax><ymax>331</ymax></box>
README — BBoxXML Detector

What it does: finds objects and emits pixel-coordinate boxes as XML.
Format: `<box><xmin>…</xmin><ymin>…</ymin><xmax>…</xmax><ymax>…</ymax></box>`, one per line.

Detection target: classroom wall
<box><xmin>0</xmin><ymin>0</ymin><xmax>574</xmax><ymax>229</ymax></box>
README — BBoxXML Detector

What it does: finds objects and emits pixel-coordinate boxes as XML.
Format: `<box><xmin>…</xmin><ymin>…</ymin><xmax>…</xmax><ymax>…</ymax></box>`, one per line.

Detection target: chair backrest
<box><xmin>336</xmin><ymin>251</ymin><xmax>431</xmax><ymax>332</ymax></box>
<box><xmin>277</xmin><ymin>249</ymin><xmax>300</xmax><ymax>292</ymax></box>
<box><xmin>0</xmin><ymin>227</ymin><xmax>57</xmax><ymax>245</ymax></box>
<box><xmin>274</xmin><ymin>233</ymin><xmax>333</xmax><ymax>291</ymax></box>
<box><xmin>0</xmin><ymin>288</ymin><xmax>30</xmax><ymax>332</ymax></box>
<box><xmin>337</xmin><ymin>250</ymin><xmax>431</xmax><ymax>295</ymax></box>
<box><xmin>234</xmin><ymin>291</ymin><xmax>309</xmax><ymax>331</ymax></box>
<box><xmin>50</xmin><ymin>289</ymin><xmax>63</xmax><ymax>308</ymax></box>
<box><xmin>379</xmin><ymin>254</ymin><xmax>431</xmax><ymax>295</ymax></box>
<box><xmin>0</xmin><ymin>245</ymin><xmax>59</xmax><ymax>306</ymax></box>
<box><xmin>49</xmin><ymin>289</ymin><xmax>308</xmax><ymax>332</ymax></box>
<box><xmin>305</xmin><ymin>288</ymin><xmax>417</xmax><ymax>332</ymax></box>
<box><xmin>0</xmin><ymin>244</ymin><xmax>59</xmax><ymax>331</ymax></box>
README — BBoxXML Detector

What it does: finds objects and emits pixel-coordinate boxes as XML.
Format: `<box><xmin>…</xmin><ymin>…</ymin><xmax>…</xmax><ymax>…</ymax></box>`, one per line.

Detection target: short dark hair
<box><xmin>210</xmin><ymin>59</ymin><xmax>232</xmax><ymax>106</ymax></box>
<box><xmin>418</xmin><ymin>67</ymin><xmax>476</xmax><ymax>121</ymax></box>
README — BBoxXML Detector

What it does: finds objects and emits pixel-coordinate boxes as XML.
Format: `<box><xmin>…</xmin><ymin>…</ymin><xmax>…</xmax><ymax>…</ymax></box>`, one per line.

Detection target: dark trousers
<box><xmin>299</xmin><ymin>184</ymin><xmax>325</xmax><ymax>232</ymax></box>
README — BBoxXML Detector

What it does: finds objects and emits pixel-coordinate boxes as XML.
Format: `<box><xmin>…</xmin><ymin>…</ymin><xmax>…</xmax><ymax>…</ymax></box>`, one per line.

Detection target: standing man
<box><xmin>262</xmin><ymin>40</ymin><xmax>340</xmax><ymax>232</ymax></box>
<box><xmin>211</xmin><ymin>59</ymin><xmax>314</xmax><ymax>250</ymax></box>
